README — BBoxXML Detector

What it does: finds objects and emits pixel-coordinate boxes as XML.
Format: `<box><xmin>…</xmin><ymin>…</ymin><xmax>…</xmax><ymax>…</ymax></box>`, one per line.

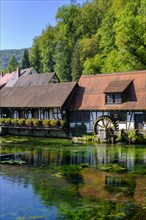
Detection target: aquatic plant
<box><xmin>99</xmin><ymin>164</ymin><xmax>127</xmax><ymax>173</ymax></box>
<box><xmin>116</xmin><ymin>129</ymin><xmax>145</xmax><ymax>144</ymax></box>
<box><xmin>59</xmin><ymin>202</ymin><xmax>145</xmax><ymax>220</ymax></box>
<box><xmin>58</xmin><ymin>165</ymin><xmax>83</xmax><ymax>184</ymax></box>
<box><xmin>128</xmin><ymin>129</ymin><xmax>144</xmax><ymax>144</ymax></box>
<box><xmin>83</xmin><ymin>134</ymin><xmax>93</xmax><ymax>142</ymax></box>
<box><xmin>133</xmin><ymin>164</ymin><xmax>146</xmax><ymax>175</ymax></box>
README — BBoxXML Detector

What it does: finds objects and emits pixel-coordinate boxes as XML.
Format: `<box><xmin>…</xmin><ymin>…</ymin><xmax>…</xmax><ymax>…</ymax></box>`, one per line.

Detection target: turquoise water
<box><xmin>0</xmin><ymin>136</ymin><xmax>146</xmax><ymax>220</ymax></box>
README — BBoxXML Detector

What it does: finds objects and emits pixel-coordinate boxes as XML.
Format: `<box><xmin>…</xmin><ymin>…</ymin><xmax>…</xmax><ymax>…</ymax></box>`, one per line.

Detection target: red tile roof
<box><xmin>72</xmin><ymin>70</ymin><xmax>146</xmax><ymax>110</ymax></box>
<box><xmin>0</xmin><ymin>72</ymin><xmax>15</xmax><ymax>87</ymax></box>
<box><xmin>104</xmin><ymin>80</ymin><xmax>132</xmax><ymax>93</ymax></box>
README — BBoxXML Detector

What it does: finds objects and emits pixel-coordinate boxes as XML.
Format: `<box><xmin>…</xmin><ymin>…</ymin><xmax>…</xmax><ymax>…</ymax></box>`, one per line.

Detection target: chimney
<box><xmin>17</xmin><ymin>67</ymin><xmax>21</xmax><ymax>78</ymax></box>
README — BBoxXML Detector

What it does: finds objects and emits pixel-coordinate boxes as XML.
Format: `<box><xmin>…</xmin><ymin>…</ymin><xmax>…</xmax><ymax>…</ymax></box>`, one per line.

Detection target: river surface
<box><xmin>0</xmin><ymin>136</ymin><xmax>146</xmax><ymax>220</ymax></box>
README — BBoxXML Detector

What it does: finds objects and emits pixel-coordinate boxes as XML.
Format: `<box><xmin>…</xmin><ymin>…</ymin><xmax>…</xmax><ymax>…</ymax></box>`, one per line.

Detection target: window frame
<box><xmin>106</xmin><ymin>93</ymin><xmax>122</xmax><ymax>104</ymax></box>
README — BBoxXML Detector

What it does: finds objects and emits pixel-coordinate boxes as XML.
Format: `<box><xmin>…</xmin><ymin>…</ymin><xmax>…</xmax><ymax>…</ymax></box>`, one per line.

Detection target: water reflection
<box><xmin>1</xmin><ymin>144</ymin><xmax>146</xmax><ymax>171</ymax></box>
<box><xmin>0</xmin><ymin>139</ymin><xmax>146</xmax><ymax>220</ymax></box>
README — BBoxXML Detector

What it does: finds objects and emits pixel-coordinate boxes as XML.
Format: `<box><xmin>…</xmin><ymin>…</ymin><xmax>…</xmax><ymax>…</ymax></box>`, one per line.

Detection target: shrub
<box><xmin>60</xmin><ymin>120</ymin><xmax>66</xmax><ymax>127</ymax></box>
<box><xmin>4</xmin><ymin>118</ymin><xmax>12</xmax><ymax>125</ymax></box>
<box><xmin>70</xmin><ymin>123</ymin><xmax>86</xmax><ymax>137</ymax></box>
<box><xmin>18</xmin><ymin>118</ymin><xmax>25</xmax><ymax>126</ymax></box>
<box><xmin>0</xmin><ymin>118</ymin><xmax>5</xmax><ymax>125</ymax></box>
<box><xmin>11</xmin><ymin>118</ymin><xmax>19</xmax><ymax>125</ymax></box>
<box><xmin>50</xmin><ymin>119</ymin><xmax>59</xmax><ymax>126</ymax></box>
<box><xmin>83</xmin><ymin>135</ymin><xmax>93</xmax><ymax>142</ymax></box>
<box><xmin>42</xmin><ymin>119</ymin><xmax>50</xmax><ymax>126</ymax></box>
<box><xmin>25</xmin><ymin>119</ymin><xmax>32</xmax><ymax>126</ymax></box>
<box><xmin>32</xmin><ymin>119</ymin><xmax>39</xmax><ymax>126</ymax></box>
<box><xmin>128</xmin><ymin>129</ymin><xmax>144</xmax><ymax>144</ymax></box>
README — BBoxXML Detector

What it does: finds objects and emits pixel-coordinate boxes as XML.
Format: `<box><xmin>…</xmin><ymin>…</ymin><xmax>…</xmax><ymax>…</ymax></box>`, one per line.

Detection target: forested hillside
<box><xmin>0</xmin><ymin>49</ymin><xmax>26</xmax><ymax>70</ymax></box>
<box><xmin>1</xmin><ymin>0</ymin><xmax>146</xmax><ymax>81</ymax></box>
<box><xmin>30</xmin><ymin>0</ymin><xmax>146</xmax><ymax>81</ymax></box>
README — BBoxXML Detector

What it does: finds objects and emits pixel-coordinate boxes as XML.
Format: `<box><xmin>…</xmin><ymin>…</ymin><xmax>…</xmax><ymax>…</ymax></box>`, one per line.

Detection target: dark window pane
<box><xmin>69</xmin><ymin>111</ymin><xmax>90</xmax><ymax>122</ymax></box>
<box><xmin>106</xmin><ymin>94</ymin><xmax>113</xmax><ymax>103</ymax></box>
<box><xmin>115</xmin><ymin>94</ymin><xmax>122</xmax><ymax>103</ymax></box>
<box><xmin>110</xmin><ymin>112</ymin><xmax>126</xmax><ymax>121</ymax></box>
<box><xmin>106</xmin><ymin>93</ymin><xmax>122</xmax><ymax>104</ymax></box>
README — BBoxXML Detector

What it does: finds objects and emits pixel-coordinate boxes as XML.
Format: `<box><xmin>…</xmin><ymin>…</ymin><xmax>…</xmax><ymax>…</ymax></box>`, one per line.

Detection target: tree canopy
<box><xmin>7</xmin><ymin>55</ymin><xmax>18</xmax><ymax>72</ymax></box>
<box><xmin>3</xmin><ymin>0</ymin><xmax>145</xmax><ymax>80</ymax></box>
<box><xmin>20</xmin><ymin>49</ymin><xmax>30</xmax><ymax>69</ymax></box>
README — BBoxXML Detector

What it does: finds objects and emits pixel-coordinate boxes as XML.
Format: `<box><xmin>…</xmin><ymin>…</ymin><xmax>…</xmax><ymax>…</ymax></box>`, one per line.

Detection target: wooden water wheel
<box><xmin>93</xmin><ymin>116</ymin><xmax>119</xmax><ymax>135</ymax></box>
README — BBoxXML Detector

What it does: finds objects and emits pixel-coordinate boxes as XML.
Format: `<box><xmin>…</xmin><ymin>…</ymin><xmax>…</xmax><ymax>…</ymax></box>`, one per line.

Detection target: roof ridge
<box><xmin>81</xmin><ymin>70</ymin><xmax>146</xmax><ymax>78</ymax></box>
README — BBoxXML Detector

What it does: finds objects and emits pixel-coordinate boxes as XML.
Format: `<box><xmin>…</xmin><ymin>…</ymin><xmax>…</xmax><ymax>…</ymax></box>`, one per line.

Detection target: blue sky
<box><xmin>0</xmin><ymin>0</ymin><xmax>85</xmax><ymax>50</ymax></box>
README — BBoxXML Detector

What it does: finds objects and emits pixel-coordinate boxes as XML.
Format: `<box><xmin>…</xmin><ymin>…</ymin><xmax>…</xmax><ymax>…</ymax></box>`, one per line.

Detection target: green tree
<box><xmin>20</xmin><ymin>49</ymin><xmax>30</xmax><ymax>69</ymax></box>
<box><xmin>76</xmin><ymin>2</ymin><xmax>99</xmax><ymax>37</ymax></box>
<box><xmin>102</xmin><ymin>0</ymin><xmax>146</xmax><ymax>73</ymax></box>
<box><xmin>30</xmin><ymin>37</ymin><xmax>42</xmax><ymax>73</ymax></box>
<box><xmin>83</xmin><ymin>54</ymin><xmax>103</xmax><ymax>74</ymax></box>
<box><xmin>114</xmin><ymin>0</ymin><xmax>146</xmax><ymax>70</ymax></box>
<box><xmin>7</xmin><ymin>55</ymin><xmax>18</xmax><ymax>72</ymax></box>
<box><xmin>21</xmin><ymin>0</ymin><xmax>146</xmax><ymax>77</ymax></box>
<box><xmin>40</xmin><ymin>25</ymin><xmax>56</xmax><ymax>72</ymax></box>
<box><xmin>71</xmin><ymin>40</ymin><xmax>82</xmax><ymax>81</ymax></box>
<box><xmin>98</xmin><ymin>9</ymin><xmax>116</xmax><ymax>57</ymax></box>
<box><xmin>54</xmin><ymin>4</ymin><xmax>80</xmax><ymax>81</ymax></box>
<box><xmin>79</xmin><ymin>34</ymin><xmax>100</xmax><ymax>65</ymax></box>
<box><xmin>54</xmin><ymin>40</ymin><xmax>72</xmax><ymax>82</ymax></box>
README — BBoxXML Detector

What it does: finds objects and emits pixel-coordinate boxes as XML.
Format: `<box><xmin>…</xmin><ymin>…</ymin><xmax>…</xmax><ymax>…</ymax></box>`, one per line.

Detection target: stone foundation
<box><xmin>0</xmin><ymin>126</ymin><xmax>68</xmax><ymax>138</ymax></box>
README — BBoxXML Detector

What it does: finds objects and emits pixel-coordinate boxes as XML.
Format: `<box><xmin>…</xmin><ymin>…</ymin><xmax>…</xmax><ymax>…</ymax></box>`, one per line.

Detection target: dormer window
<box><xmin>106</xmin><ymin>93</ymin><xmax>122</xmax><ymax>104</ymax></box>
<box><xmin>104</xmin><ymin>80</ymin><xmax>132</xmax><ymax>105</ymax></box>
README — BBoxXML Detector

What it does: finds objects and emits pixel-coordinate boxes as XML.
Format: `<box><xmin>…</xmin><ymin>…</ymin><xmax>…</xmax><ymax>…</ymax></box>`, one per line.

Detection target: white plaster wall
<box><xmin>38</xmin><ymin>109</ymin><xmax>41</xmax><ymax>120</ymax></box>
<box><xmin>14</xmin><ymin>111</ymin><xmax>19</xmax><ymax>119</ymax></box>
<box><xmin>127</xmin><ymin>122</ymin><xmax>135</xmax><ymax>130</ymax></box>
<box><xmin>44</xmin><ymin>110</ymin><xmax>48</xmax><ymax>119</ymax></box>
<box><xmin>70</xmin><ymin>122</ymin><xmax>76</xmax><ymax>128</ymax></box>
<box><xmin>48</xmin><ymin>108</ymin><xmax>62</xmax><ymax>120</ymax></box>
<box><xmin>49</xmin><ymin>109</ymin><xmax>53</xmax><ymax>120</ymax></box>
<box><xmin>119</xmin><ymin>123</ymin><xmax>127</xmax><ymax>130</ymax></box>
<box><xmin>127</xmin><ymin>113</ymin><xmax>134</xmax><ymax>121</ymax></box>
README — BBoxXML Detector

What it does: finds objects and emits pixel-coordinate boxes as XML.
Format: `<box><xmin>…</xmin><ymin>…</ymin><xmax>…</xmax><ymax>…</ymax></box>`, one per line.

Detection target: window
<box><xmin>114</xmin><ymin>94</ymin><xmax>122</xmax><ymax>103</ymax></box>
<box><xmin>106</xmin><ymin>94</ymin><xmax>114</xmax><ymax>104</ymax></box>
<box><xmin>110</xmin><ymin>111</ymin><xmax>127</xmax><ymax>121</ymax></box>
<box><xmin>69</xmin><ymin>111</ymin><xmax>90</xmax><ymax>122</ymax></box>
<box><xmin>106</xmin><ymin>93</ymin><xmax>122</xmax><ymax>104</ymax></box>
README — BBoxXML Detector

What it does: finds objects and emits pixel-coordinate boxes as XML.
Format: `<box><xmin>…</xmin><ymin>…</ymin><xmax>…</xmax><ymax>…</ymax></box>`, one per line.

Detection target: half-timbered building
<box><xmin>0</xmin><ymin>70</ymin><xmax>146</xmax><ymax>136</ymax></box>
<box><xmin>69</xmin><ymin>70</ymin><xmax>146</xmax><ymax>133</ymax></box>
<box><xmin>0</xmin><ymin>82</ymin><xmax>76</xmax><ymax>120</ymax></box>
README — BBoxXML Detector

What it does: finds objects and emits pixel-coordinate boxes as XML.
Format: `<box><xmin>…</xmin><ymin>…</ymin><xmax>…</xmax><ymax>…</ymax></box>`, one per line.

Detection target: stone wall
<box><xmin>0</xmin><ymin>127</ymin><xmax>68</xmax><ymax>138</ymax></box>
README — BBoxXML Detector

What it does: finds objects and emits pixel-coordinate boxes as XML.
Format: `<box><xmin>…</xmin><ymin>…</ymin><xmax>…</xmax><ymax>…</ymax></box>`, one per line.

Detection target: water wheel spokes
<box><xmin>93</xmin><ymin>116</ymin><xmax>119</xmax><ymax>134</ymax></box>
